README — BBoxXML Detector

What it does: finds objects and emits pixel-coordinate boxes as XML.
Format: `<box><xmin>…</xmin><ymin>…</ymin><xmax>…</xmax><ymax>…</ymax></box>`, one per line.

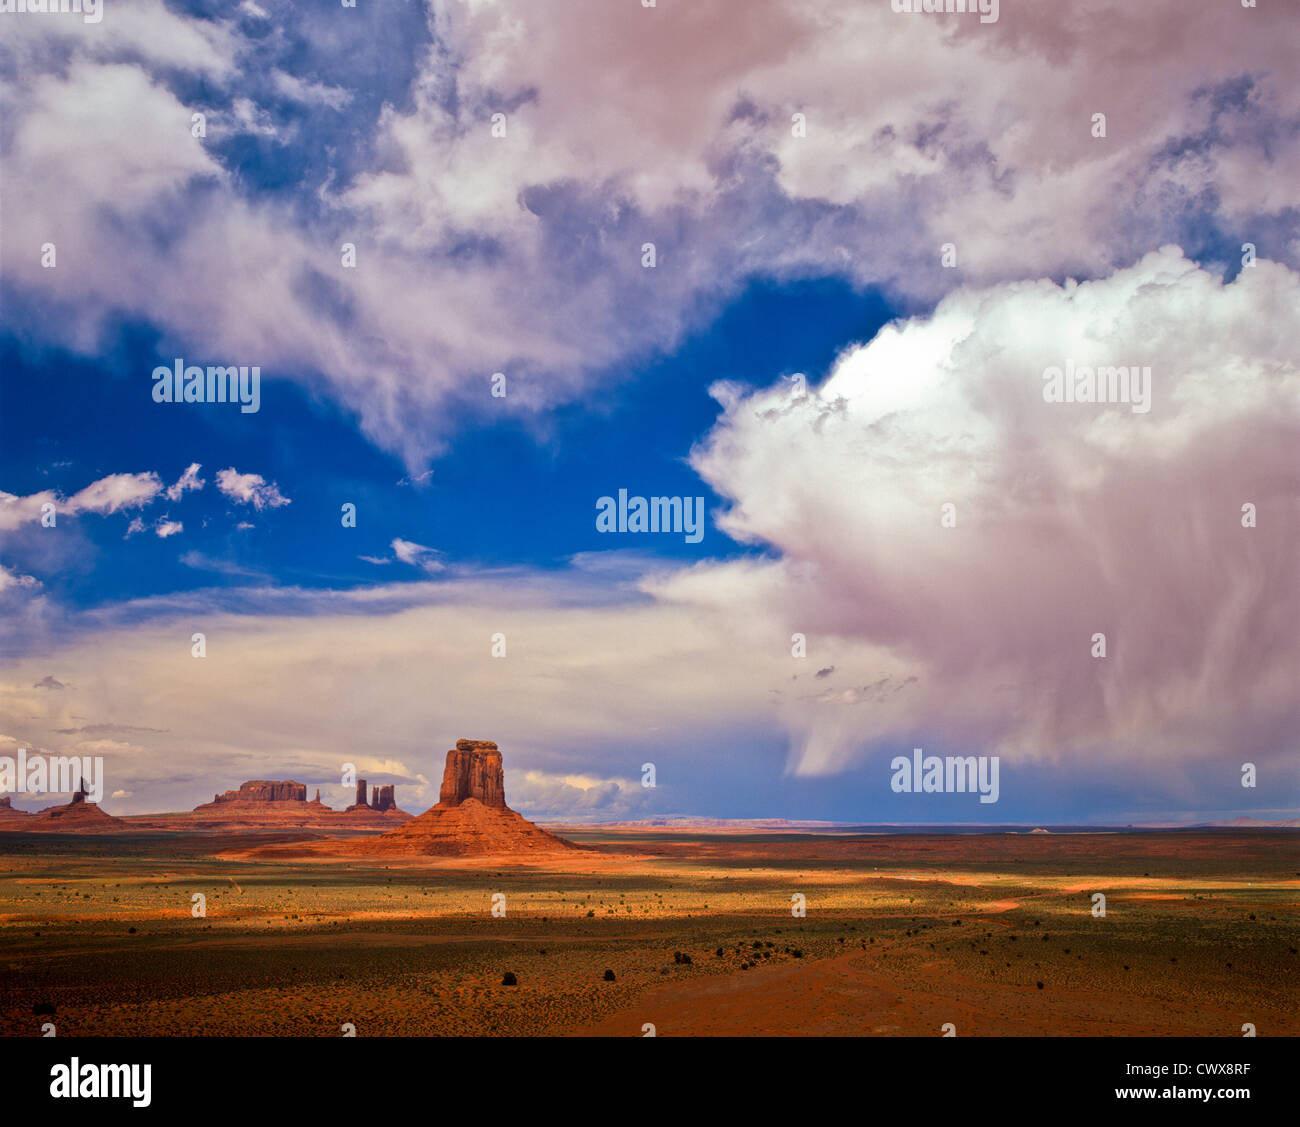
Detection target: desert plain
<box><xmin>0</xmin><ymin>827</ymin><xmax>1295</xmax><ymax>1037</ymax></box>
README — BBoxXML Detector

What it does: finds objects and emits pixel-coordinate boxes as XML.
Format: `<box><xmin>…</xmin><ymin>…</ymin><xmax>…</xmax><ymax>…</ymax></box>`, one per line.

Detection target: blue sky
<box><xmin>0</xmin><ymin>1</ymin><xmax>1296</xmax><ymax>826</ymax></box>
<box><xmin>1</xmin><ymin>278</ymin><xmax>890</xmax><ymax>608</ymax></box>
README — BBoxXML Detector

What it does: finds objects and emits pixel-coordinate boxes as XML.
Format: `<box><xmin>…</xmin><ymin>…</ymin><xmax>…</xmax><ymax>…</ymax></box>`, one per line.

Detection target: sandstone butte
<box><xmin>209</xmin><ymin>780</ymin><xmax>310</xmax><ymax>804</ymax></box>
<box><xmin>0</xmin><ymin>783</ymin><xmax>129</xmax><ymax>833</ymax></box>
<box><xmin>297</xmin><ymin>740</ymin><xmax>580</xmax><ymax>858</ymax></box>
<box><xmin>345</xmin><ymin>779</ymin><xmax>397</xmax><ymax>813</ymax></box>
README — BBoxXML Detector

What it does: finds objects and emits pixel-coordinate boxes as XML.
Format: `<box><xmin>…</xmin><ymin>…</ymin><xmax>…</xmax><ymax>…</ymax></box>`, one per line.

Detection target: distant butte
<box><xmin>124</xmin><ymin>776</ymin><xmax>411</xmax><ymax>832</ymax></box>
<box><xmin>201</xmin><ymin>780</ymin><xmax>312</xmax><ymax>806</ymax></box>
<box><xmin>347</xmin><ymin>779</ymin><xmax>396</xmax><ymax>813</ymax></box>
<box><xmin>0</xmin><ymin>784</ymin><xmax>128</xmax><ymax>833</ymax></box>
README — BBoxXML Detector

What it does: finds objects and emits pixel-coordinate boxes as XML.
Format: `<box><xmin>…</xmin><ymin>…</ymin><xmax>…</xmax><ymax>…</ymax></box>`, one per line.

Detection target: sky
<box><xmin>0</xmin><ymin>0</ymin><xmax>1296</xmax><ymax>825</ymax></box>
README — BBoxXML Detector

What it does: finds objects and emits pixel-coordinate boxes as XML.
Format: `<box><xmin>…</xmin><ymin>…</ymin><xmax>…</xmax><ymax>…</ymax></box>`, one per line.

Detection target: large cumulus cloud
<box><xmin>685</xmin><ymin>248</ymin><xmax>1300</xmax><ymax>775</ymax></box>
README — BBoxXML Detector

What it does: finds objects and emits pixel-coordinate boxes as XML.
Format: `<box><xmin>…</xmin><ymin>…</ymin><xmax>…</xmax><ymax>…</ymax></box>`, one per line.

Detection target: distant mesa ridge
<box><xmin>108</xmin><ymin>775</ymin><xmax>411</xmax><ymax>831</ymax></box>
<box><xmin>196</xmin><ymin>778</ymin><xmax>401</xmax><ymax>818</ymax></box>
<box><xmin>209</xmin><ymin>780</ymin><xmax>308</xmax><ymax>805</ymax></box>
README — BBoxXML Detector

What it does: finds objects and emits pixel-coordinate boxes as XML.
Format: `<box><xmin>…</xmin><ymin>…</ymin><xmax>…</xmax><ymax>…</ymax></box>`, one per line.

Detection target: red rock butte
<box><xmin>0</xmin><ymin>784</ymin><xmax>128</xmax><ymax>833</ymax></box>
<box><xmin>439</xmin><ymin>739</ymin><xmax>507</xmax><ymax>807</ymax></box>
<box><xmin>346</xmin><ymin>779</ymin><xmax>396</xmax><ymax>813</ymax></box>
<box><xmin>319</xmin><ymin>739</ymin><xmax>578</xmax><ymax>858</ymax></box>
<box><xmin>205</xmin><ymin>780</ymin><xmax>309</xmax><ymax>806</ymax></box>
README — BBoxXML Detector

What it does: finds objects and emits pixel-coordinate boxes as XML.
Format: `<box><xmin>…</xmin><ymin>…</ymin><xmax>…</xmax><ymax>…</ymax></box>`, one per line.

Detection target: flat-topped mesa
<box><xmin>212</xmin><ymin>780</ymin><xmax>307</xmax><ymax>805</ymax></box>
<box><xmin>438</xmin><ymin>740</ymin><xmax>505</xmax><ymax>809</ymax></box>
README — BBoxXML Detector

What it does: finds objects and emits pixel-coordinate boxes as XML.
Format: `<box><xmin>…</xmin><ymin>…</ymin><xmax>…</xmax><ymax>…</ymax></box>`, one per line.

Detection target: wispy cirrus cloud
<box><xmin>390</xmin><ymin>538</ymin><xmax>444</xmax><ymax>574</ymax></box>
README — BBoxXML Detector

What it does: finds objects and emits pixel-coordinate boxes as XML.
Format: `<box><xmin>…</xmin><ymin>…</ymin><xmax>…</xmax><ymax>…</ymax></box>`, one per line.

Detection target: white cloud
<box><xmin>0</xmin><ymin>564</ymin><xmax>39</xmax><ymax>593</ymax></box>
<box><xmin>1</xmin><ymin>472</ymin><xmax>165</xmax><ymax>533</ymax></box>
<box><xmin>0</xmin><ymin>0</ymin><xmax>238</xmax><ymax>79</ymax></box>
<box><xmin>165</xmin><ymin>463</ymin><xmax>205</xmax><ymax>502</ymax></box>
<box><xmin>272</xmin><ymin>71</ymin><xmax>352</xmax><ymax>111</ymax></box>
<box><xmin>65</xmin><ymin>472</ymin><xmax>162</xmax><ymax>516</ymax></box>
<box><xmin>154</xmin><ymin>519</ymin><xmax>183</xmax><ymax>539</ymax></box>
<box><xmin>509</xmin><ymin>768</ymin><xmax>656</xmax><ymax>821</ymax></box>
<box><xmin>215</xmin><ymin>467</ymin><xmax>290</xmax><ymax>510</ymax></box>
<box><xmin>391</xmin><ymin>538</ymin><xmax>444</xmax><ymax>574</ymax></box>
<box><xmin>686</xmin><ymin>249</ymin><xmax>1300</xmax><ymax>774</ymax></box>
<box><xmin>178</xmin><ymin>551</ymin><xmax>264</xmax><ymax>579</ymax></box>
<box><xmin>228</xmin><ymin>96</ymin><xmax>282</xmax><ymax>140</ymax></box>
<box><xmin>0</xmin><ymin>489</ymin><xmax>57</xmax><ymax>533</ymax></box>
